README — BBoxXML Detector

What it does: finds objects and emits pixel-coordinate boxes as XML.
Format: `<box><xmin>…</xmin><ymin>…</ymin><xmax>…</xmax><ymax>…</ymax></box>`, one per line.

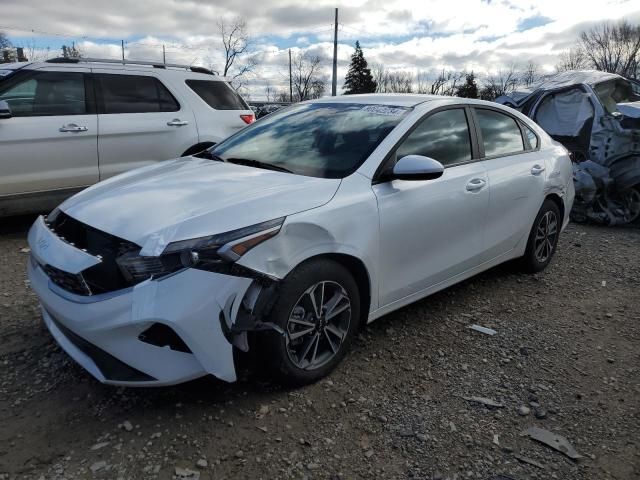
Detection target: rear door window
<box><xmin>95</xmin><ymin>74</ymin><xmax>179</xmax><ymax>114</ymax></box>
<box><xmin>475</xmin><ymin>109</ymin><xmax>524</xmax><ymax>157</ymax></box>
<box><xmin>186</xmin><ymin>80</ymin><xmax>249</xmax><ymax>110</ymax></box>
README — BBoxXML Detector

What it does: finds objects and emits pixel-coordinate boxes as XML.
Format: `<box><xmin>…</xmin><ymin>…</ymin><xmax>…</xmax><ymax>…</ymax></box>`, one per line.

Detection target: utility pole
<box><xmin>289</xmin><ymin>48</ymin><xmax>293</xmax><ymax>103</ymax></box>
<box><xmin>331</xmin><ymin>7</ymin><xmax>338</xmax><ymax>96</ymax></box>
<box><xmin>121</xmin><ymin>40</ymin><xmax>125</xmax><ymax>64</ymax></box>
<box><xmin>162</xmin><ymin>44</ymin><xmax>166</xmax><ymax>65</ymax></box>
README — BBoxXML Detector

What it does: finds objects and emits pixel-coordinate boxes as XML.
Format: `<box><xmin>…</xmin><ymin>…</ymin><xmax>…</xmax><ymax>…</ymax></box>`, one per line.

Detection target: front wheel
<box><xmin>261</xmin><ymin>259</ymin><xmax>361</xmax><ymax>386</ymax></box>
<box><xmin>520</xmin><ymin>200</ymin><xmax>561</xmax><ymax>273</ymax></box>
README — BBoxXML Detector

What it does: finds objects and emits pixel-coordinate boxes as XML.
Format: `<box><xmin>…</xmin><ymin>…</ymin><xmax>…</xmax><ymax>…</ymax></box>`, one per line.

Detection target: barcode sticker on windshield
<box><xmin>362</xmin><ymin>105</ymin><xmax>406</xmax><ymax>116</ymax></box>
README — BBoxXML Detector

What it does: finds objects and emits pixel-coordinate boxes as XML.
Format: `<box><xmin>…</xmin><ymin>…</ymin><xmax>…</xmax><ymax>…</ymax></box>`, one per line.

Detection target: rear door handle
<box><xmin>466</xmin><ymin>178</ymin><xmax>486</xmax><ymax>192</ymax></box>
<box><xmin>59</xmin><ymin>123</ymin><xmax>88</xmax><ymax>133</ymax></box>
<box><xmin>167</xmin><ymin>118</ymin><xmax>189</xmax><ymax>126</ymax></box>
<box><xmin>531</xmin><ymin>164</ymin><xmax>546</xmax><ymax>176</ymax></box>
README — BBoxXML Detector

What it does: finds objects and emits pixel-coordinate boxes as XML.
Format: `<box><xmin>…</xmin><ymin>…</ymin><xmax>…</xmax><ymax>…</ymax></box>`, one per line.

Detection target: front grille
<box><xmin>43</xmin><ymin>264</ymin><xmax>92</xmax><ymax>296</ymax></box>
<box><xmin>45</xmin><ymin>211</ymin><xmax>141</xmax><ymax>295</ymax></box>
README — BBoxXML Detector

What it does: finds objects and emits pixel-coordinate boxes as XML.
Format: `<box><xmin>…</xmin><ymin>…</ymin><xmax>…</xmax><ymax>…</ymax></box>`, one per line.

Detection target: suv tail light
<box><xmin>240</xmin><ymin>114</ymin><xmax>255</xmax><ymax>125</ymax></box>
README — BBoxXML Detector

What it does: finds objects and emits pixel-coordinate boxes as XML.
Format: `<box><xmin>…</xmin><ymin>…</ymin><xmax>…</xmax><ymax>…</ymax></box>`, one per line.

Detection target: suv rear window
<box><xmin>186</xmin><ymin>80</ymin><xmax>248</xmax><ymax>110</ymax></box>
<box><xmin>95</xmin><ymin>74</ymin><xmax>179</xmax><ymax>114</ymax></box>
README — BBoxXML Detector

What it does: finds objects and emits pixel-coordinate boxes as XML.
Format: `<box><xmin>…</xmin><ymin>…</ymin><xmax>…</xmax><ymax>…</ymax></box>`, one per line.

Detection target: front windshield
<box><xmin>211</xmin><ymin>102</ymin><xmax>411</xmax><ymax>178</ymax></box>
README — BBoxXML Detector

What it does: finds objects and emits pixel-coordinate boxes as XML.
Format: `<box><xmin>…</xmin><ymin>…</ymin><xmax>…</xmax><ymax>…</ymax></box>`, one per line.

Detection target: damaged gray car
<box><xmin>497</xmin><ymin>70</ymin><xmax>640</xmax><ymax>225</ymax></box>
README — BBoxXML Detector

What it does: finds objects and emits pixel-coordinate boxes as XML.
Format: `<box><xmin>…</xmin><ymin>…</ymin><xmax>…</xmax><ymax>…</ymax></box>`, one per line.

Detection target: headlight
<box><xmin>116</xmin><ymin>217</ymin><xmax>284</xmax><ymax>284</ymax></box>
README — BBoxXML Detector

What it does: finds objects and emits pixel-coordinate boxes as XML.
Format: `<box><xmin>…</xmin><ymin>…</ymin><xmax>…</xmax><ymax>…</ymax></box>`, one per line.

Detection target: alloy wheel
<box><xmin>285</xmin><ymin>281</ymin><xmax>351</xmax><ymax>370</ymax></box>
<box><xmin>534</xmin><ymin>210</ymin><xmax>558</xmax><ymax>263</ymax></box>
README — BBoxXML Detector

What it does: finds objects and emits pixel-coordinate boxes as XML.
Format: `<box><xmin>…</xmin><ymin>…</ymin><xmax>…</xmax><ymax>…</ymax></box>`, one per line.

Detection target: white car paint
<box><xmin>27</xmin><ymin>94</ymin><xmax>574</xmax><ymax>386</ymax></box>
<box><xmin>0</xmin><ymin>60</ymin><xmax>254</xmax><ymax>215</ymax></box>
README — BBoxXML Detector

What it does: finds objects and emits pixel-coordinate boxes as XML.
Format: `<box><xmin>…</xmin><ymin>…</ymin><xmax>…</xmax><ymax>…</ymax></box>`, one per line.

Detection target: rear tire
<box><xmin>261</xmin><ymin>259</ymin><xmax>360</xmax><ymax>386</ymax></box>
<box><xmin>520</xmin><ymin>200</ymin><xmax>561</xmax><ymax>273</ymax></box>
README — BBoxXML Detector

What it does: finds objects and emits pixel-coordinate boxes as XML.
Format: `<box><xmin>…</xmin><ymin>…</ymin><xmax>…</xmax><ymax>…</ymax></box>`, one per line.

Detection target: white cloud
<box><xmin>3</xmin><ymin>0</ymin><xmax>639</xmax><ymax>99</ymax></box>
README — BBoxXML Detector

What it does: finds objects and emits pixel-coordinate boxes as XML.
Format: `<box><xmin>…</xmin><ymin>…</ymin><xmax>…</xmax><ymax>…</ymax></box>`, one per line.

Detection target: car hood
<box><xmin>59</xmin><ymin>157</ymin><xmax>341</xmax><ymax>250</ymax></box>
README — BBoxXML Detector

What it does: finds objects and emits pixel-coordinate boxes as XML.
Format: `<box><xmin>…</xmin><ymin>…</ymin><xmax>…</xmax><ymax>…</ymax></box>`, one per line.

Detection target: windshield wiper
<box><xmin>194</xmin><ymin>150</ymin><xmax>225</xmax><ymax>162</ymax></box>
<box><xmin>226</xmin><ymin>157</ymin><xmax>293</xmax><ymax>174</ymax></box>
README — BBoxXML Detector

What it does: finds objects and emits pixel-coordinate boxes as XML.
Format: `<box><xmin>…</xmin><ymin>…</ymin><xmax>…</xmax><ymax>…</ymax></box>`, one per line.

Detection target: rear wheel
<box><xmin>262</xmin><ymin>259</ymin><xmax>360</xmax><ymax>386</ymax></box>
<box><xmin>520</xmin><ymin>200</ymin><xmax>561</xmax><ymax>273</ymax></box>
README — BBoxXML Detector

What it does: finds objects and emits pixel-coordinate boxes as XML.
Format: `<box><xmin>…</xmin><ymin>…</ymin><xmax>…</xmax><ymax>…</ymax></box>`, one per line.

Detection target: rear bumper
<box><xmin>28</xmin><ymin>258</ymin><xmax>253</xmax><ymax>386</ymax></box>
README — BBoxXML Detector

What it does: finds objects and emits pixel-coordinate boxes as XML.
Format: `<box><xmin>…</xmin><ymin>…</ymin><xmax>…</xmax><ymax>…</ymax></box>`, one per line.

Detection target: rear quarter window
<box><xmin>186</xmin><ymin>80</ymin><xmax>249</xmax><ymax>110</ymax></box>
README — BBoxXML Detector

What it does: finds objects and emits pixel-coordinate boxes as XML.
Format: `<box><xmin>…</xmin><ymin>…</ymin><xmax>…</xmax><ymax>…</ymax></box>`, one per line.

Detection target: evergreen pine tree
<box><xmin>343</xmin><ymin>41</ymin><xmax>377</xmax><ymax>94</ymax></box>
<box><xmin>455</xmin><ymin>73</ymin><xmax>479</xmax><ymax>98</ymax></box>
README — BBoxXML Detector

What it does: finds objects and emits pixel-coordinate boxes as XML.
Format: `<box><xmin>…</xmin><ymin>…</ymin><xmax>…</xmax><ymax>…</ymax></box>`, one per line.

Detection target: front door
<box><xmin>0</xmin><ymin>68</ymin><xmax>98</xmax><ymax>196</ymax></box>
<box><xmin>373</xmin><ymin>107</ymin><xmax>489</xmax><ymax>307</ymax></box>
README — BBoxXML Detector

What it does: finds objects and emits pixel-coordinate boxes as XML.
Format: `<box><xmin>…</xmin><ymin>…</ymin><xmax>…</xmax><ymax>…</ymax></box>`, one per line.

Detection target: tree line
<box><xmin>341</xmin><ymin>19</ymin><xmax>640</xmax><ymax>100</ymax></box>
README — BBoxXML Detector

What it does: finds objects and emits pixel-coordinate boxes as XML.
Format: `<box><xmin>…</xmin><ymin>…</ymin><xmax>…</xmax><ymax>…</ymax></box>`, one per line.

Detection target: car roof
<box><xmin>0</xmin><ymin>62</ymin><xmax>31</xmax><ymax>70</ymax></box>
<box><xmin>308</xmin><ymin>93</ymin><xmax>442</xmax><ymax>107</ymax></box>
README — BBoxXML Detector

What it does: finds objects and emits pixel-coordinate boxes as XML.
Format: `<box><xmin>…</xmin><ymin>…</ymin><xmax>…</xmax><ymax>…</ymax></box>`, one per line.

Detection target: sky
<box><xmin>2</xmin><ymin>0</ymin><xmax>639</xmax><ymax>100</ymax></box>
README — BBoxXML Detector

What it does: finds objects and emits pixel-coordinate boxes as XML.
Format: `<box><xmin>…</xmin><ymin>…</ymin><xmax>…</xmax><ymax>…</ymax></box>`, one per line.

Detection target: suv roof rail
<box><xmin>45</xmin><ymin>57</ymin><xmax>216</xmax><ymax>75</ymax></box>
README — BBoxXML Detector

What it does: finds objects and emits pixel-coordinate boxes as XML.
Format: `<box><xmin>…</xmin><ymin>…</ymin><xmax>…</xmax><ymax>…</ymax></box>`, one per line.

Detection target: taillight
<box><xmin>240</xmin><ymin>114</ymin><xmax>255</xmax><ymax>124</ymax></box>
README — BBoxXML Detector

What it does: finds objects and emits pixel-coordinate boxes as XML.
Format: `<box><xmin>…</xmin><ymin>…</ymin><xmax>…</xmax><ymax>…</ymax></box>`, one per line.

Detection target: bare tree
<box><xmin>25</xmin><ymin>39</ymin><xmax>51</xmax><ymax>62</ymax></box>
<box><xmin>218</xmin><ymin>17</ymin><xmax>258</xmax><ymax>81</ymax></box>
<box><xmin>386</xmin><ymin>71</ymin><xmax>414</xmax><ymax>93</ymax></box>
<box><xmin>481</xmin><ymin>65</ymin><xmax>519</xmax><ymax>100</ymax></box>
<box><xmin>290</xmin><ymin>52</ymin><xmax>324</xmax><ymax>101</ymax></box>
<box><xmin>521</xmin><ymin>61</ymin><xmax>540</xmax><ymax>86</ymax></box>
<box><xmin>415</xmin><ymin>70</ymin><xmax>430</xmax><ymax>94</ymax></box>
<box><xmin>556</xmin><ymin>46</ymin><xmax>588</xmax><ymax>72</ymax></box>
<box><xmin>578</xmin><ymin>20</ymin><xmax>640</xmax><ymax>78</ymax></box>
<box><xmin>0</xmin><ymin>32</ymin><xmax>11</xmax><ymax>50</ymax></box>
<box><xmin>371</xmin><ymin>63</ymin><xmax>389</xmax><ymax>93</ymax></box>
<box><xmin>264</xmin><ymin>84</ymin><xmax>276</xmax><ymax>102</ymax></box>
<box><xmin>430</xmin><ymin>69</ymin><xmax>464</xmax><ymax>96</ymax></box>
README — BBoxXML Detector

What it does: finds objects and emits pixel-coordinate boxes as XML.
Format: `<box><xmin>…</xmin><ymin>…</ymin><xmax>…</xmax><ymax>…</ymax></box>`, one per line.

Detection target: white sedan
<box><xmin>27</xmin><ymin>94</ymin><xmax>574</xmax><ymax>386</ymax></box>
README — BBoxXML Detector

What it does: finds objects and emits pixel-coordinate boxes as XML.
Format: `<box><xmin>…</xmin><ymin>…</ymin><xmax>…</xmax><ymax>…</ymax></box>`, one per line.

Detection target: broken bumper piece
<box><xmin>28</xmin><ymin>257</ymin><xmax>255</xmax><ymax>386</ymax></box>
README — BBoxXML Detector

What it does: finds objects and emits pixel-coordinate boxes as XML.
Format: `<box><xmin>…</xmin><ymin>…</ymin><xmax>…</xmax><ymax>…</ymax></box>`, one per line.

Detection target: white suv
<box><xmin>0</xmin><ymin>58</ymin><xmax>255</xmax><ymax>216</ymax></box>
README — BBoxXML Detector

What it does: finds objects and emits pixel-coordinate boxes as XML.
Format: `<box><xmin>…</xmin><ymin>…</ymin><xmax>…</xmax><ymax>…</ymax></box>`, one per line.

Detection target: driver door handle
<box><xmin>167</xmin><ymin>118</ymin><xmax>189</xmax><ymax>126</ymax></box>
<box><xmin>466</xmin><ymin>178</ymin><xmax>486</xmax><ymax>192</ymax></box>
<box><xmin>531</xmin><ymin>164</ymin><xmax>546</xmax><ymax>176</ymax></box>
<box><xmin>59</xmin><ymin>123</ymin><xmax>88</xmax><ymax>133</ymax></box>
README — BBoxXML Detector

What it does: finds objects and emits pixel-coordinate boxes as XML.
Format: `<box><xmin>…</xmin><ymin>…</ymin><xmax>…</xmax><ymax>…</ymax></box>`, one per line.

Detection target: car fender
<box><xmin>237</xmin><ymin>173</ymin><xmax>381</xmax><ymax>313</ymax></box>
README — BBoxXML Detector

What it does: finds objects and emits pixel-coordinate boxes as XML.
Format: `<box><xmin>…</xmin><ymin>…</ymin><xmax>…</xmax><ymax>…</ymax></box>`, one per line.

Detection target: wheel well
<box><xmin>181</xmin><ymin>142</ymin><xmax>215</xmax><ymax>157</ymax></box>
<box><xmin>303</xmin><ymin>253</ymin><xmax>371</xmax><ymax>326</ymax></box>
<box><xmin>545</xmin><ymin>193</ymin><xmax>565</xmax><ymax>223</ymax></box>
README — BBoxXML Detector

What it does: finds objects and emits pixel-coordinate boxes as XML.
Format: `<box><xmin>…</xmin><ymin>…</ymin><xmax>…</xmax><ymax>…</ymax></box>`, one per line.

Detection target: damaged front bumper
<box><xmin>27</xmin><ymin>216</ymin><xmax>278</xmax><ymax>386</ymax></box>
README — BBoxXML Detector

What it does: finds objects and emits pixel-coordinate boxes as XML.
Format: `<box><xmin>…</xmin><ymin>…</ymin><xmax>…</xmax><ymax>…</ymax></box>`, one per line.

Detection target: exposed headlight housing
<box><xmin>116</xmin><ymin>218</ymin><xmax>285</xmax><ymax>284</ymax></box>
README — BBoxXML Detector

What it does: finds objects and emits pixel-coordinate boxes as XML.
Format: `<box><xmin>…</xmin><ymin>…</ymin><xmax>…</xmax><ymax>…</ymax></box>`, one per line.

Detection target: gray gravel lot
<box><xmin>0</xmin><ymin>217</ymin><xmax>639</xmax><ymax>480</ymax></box>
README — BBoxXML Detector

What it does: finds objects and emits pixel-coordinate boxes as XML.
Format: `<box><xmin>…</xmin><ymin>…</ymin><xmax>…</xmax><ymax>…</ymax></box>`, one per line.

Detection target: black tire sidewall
<box><xmin>263</xmin><ymin>259</ymin><xmax>361</xmax><ymax>385</ymax></box>
<box><xmin>523</xmin><ymin>200</ymin><xmax>561</xmax><ymax>272</ymax></box>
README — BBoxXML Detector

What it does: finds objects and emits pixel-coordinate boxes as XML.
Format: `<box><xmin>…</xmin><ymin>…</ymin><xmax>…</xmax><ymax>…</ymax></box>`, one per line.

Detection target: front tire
<box><xmin>262</xmin><ymin>259</ymin><xmax>361</xmax><ymax>386</ymax></box>
<box><xmin>520</xmin><ymin>200</ymin><xmax>561</xmax><ymax>273</ymax></box>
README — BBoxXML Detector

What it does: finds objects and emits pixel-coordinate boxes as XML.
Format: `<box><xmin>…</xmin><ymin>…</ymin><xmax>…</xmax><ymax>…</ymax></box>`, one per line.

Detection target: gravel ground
<box><xmin>0</xmin><ymin>216</ymin><xmax>638</xmax><ymax>480</ymax></box>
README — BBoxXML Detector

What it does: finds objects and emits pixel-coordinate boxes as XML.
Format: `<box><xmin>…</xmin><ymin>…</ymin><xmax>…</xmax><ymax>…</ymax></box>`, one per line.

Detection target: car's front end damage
<box><xmin>27</xmin><ymin>213</ymin><xmax>288</xmax><ymax>386</ymax></box>
<box><xmin>25</xmin><ymin>157</ymin><xmax>344</xmax><ymax>385</ymax></box>
<box><xmin>496</xmin><ymin>70</ymin><xmax>640</xmax><ymax>225</ymax></box>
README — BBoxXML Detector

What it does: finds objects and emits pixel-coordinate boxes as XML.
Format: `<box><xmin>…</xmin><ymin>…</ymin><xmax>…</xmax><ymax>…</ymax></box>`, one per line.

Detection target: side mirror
<box><xmin>392</xmin><ymin>155</ymin><xmax>445</xmax><ymax>181</ymax></box>
<box><xmin>0</xmin><ymin>100</ymin><xmax>11</xmax><ymax>119</ymax></box>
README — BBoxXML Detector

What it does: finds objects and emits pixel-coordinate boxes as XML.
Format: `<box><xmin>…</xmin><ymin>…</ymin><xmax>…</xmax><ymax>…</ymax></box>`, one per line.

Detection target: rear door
<box><xmin>0</xmin><ymin>67</ymin><xmax>98</xmax><ymax>196</ymax></box>
<box><xmin>473</xmin><ymin>107</ymin><xmax>546</xmax><ymax>259</ymax></box>
<box><xmin>93</xmin><ymin>70</ymin><xmax>198</xmax><ymax>180</ymax></box>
